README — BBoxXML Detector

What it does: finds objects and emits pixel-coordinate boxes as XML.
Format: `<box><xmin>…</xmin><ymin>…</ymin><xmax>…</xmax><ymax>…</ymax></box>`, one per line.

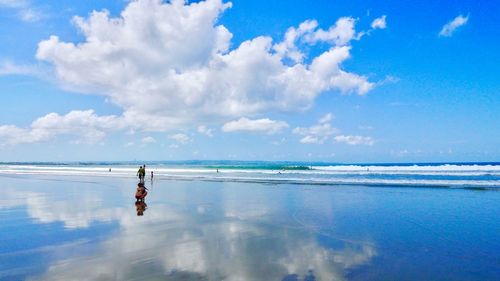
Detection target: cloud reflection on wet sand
<box><xmin>1</xmin><ymin>176</ymin><xmax>377</xmax><ymax>281</ymax></box>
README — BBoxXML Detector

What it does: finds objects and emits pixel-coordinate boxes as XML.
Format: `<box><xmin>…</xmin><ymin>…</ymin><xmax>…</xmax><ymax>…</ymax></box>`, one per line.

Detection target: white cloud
<box><xmin>319</xmin><ymin>113</ymin><xmax>334</xmax><ymax>124</ymax></box>
<box><xmin>19</xmin><ymin>7</ymin><xmax>41</xmax><ymax>21</ymax></box>
<box><xmin>34</xmin><ymin>0</ymin><xmax>376</xmax><ymax>127</ymax></box>
<box><xmin>293</xmin><ymin>113</ymin><xmax>338</xmax><ymax>144</ymax></box>
<box><xmin>222</xmin><ymin>117</ymin><xmax>289</xmax><ymax>134</ymax></box>
<box><xmin>0</xmin><ymin>0</ymin><xmax>27</xmax><ymax>8</ymax></box>
<box><xmin>0</xmin><ymin>110</ymin><xmax>123</xmax><ymax>145</ymax></box>
<box><xmin>303</xmin><ymin>17</ymin><xmax>357</xmax><ymax>46</ymax></box>
<box><xmin>334</xmin><ymin>135</ymin><xmax>374</xmax><ymax>146</ymax></box>
<box><xmin>273</xmin><ymin>17</ymin><xmax>359</xmax><ymax>63</ymax></box>
<box><xmin>371</xmin><ymin>15</ymin><xmax>387</xmax><ymax>30</ymax></box>
<box><xmin>298</xmin><ymin>135</ymin><xmax>322</xmax><ymax>144</ymax></box>
<box><xmin>0</xmin><ymin>60</ymin><xmax>40</xmax><ymax>76</ymax></box>
<box><xmin>272</xmin><ymin>20</ymin><xmax>317</xmax><ymax>63</ymax></box>
<box><xmin>439</xmin><ymin>14</ymin><xmax>469</xmax><ymax>37</ymax></box>
<box><xmin>0</xmin><ymin>0</ymin><xmax>42</xmax><ymax>22</ymax></box>
<box><xmin>197</xmin><ymin>125</ymin><xmax>214</xmax><ymax>137</ymax></box>
<box><xmin>294</xmin><ymin>114</ymin><xmax>373</xmax><ymax>146</ymax></box>
<box><xmin>169</xmin><ymin>133</ymin><xmax>191</xmax><ymax>144</ymax></box>
<box><xmin>358</xmin><ymin>125</ymin><xmax>374</xmax><ymax>130</ymax></box>
<box><xmin>376</xmin><ymin>75</ymin><xmax>399</xmax><ymax>86</ymax></box>
<box><xmin>141</xmin><ymin>136</ymin><xmax>156</xmax><ymax>144</ymax></box>
<box><xmin>0</xmin><ymin>0</ymin><xmax>386</xmax><ymax>145</ymax></box>
<box><xmin>356</xmin><ymin>15</ymin><xmax>388</xmax><ymax>40</ymax></box>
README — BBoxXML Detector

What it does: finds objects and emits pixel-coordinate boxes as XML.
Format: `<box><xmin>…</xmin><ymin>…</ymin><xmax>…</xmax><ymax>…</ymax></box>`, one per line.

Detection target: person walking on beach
<box><xmin>151</xmin><ymin>171</ymin><xmax>154</xmax><ymax>180</ymax></box>
<box><xmin>137</xmin><ymin>166</ymin><xmax>145</xmax><ymax>182</ymax></box>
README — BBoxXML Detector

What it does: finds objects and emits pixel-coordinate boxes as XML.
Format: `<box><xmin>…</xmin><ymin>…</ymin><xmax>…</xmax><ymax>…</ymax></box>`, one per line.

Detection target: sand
<box><xmin>1</xmin><ymin>174</ymin><xmax>499</xmax><ymax>280</ymax></box>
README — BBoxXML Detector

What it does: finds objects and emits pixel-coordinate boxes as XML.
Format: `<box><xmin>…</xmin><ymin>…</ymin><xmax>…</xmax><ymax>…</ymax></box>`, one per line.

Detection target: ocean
<box><xmin>1</xmin><ymin>161</ymin><xmax>499</xmax><ymax>189</ymax></box>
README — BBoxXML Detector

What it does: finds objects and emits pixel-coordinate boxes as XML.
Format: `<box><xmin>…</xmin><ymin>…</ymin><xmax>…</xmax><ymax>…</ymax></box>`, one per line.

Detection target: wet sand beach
<box><xmin>1</xmin><ymin>174</ymin><xmax>499</xmax><ymax>280</ymax></box>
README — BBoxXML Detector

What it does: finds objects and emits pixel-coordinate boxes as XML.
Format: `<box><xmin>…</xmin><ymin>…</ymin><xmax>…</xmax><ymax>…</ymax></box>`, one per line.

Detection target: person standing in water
<box><xmin>137</xmin><ymin>166</ymin><xmax>145</xmax><ymax>182</ymax></box>
<box><xmin>151</xmin><ymin>171</ymin><xmax>154</xmax><ymax>180</ymax></box>
<box><xmin>142</xmin><ymin>165</ymin><xmax>146</xmax><ymax>182</ymax></box>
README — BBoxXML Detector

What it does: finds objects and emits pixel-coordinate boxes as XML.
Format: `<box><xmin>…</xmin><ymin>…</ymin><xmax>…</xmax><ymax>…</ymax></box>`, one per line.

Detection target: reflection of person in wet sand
<box><xmin>135</xmin><ymin>182</ymin><xmax>148</xmax><ymax>201</ymax></box>
<box><xmin>135</xmin><ymin>200</ymin><xmax>147</xmax><ymax>216</ymax></box>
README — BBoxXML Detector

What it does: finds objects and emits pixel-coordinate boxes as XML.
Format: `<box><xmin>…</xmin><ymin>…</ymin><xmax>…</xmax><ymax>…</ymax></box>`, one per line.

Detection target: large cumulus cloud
<box><xmin>2</xmin><ymin>0</ymin><xmax>383</xmax><ymax>144</ymax></box>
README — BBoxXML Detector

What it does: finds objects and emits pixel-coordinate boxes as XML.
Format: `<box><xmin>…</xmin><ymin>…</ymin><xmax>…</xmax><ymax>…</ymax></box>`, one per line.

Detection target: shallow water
<box><xmin>0</xmin><ymin>174</ymin><xmax>499</xmax><ymax>281</ymax></box>
<box><xmin>2</xmin><ymin>162</ymin><xmax>500</xmax><ymax>188</ymax></box>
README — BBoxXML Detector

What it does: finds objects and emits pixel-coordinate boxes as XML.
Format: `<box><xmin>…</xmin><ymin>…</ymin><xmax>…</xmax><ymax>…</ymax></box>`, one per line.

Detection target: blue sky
<box><xmin>0</xmin><ymin>0</ymin><xmax>499</xmax><ymax>162</ymax></box>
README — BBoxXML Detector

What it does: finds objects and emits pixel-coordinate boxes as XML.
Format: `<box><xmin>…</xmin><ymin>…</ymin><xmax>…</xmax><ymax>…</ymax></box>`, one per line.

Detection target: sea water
<box><xmin>1</xmin><ymin>161</ymin><xmax>499</xmax><ymax>188</ymax></box>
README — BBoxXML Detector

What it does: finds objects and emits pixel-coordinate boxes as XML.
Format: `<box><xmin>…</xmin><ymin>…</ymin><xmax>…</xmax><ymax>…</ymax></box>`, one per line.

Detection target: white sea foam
<box><xmin>150</xmin><ymin>174</ymin><xmax>500</xmax><ymax>188</ymax></box>
<box><xmin>312</xmin><ymin>164</ymin><xmax>500</xmax><ymax>172</ymax></box>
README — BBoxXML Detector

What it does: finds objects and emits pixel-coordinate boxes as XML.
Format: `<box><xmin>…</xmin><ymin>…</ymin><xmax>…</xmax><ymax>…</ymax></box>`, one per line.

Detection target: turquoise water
<box><xmin>1</xmin><ymin>161</ymin><xmax>500</xmax><ymax>188</ymax></box>
<box><xmin>0</xmin><ymin>173</ymin><xmax>499</xmax><ymax>280</ymax></box>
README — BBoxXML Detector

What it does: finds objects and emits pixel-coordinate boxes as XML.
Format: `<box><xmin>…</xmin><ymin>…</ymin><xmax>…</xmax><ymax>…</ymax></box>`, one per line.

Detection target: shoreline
<box><xmin>1</xmin><ymin>172</ymin><xmax>498</xmax><ymax>190</ymax></box>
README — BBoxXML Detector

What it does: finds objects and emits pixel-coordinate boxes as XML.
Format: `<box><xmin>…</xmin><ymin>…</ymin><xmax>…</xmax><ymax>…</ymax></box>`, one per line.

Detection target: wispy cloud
<box><xmin>0</xmin><ymin>60</ymin><xmax>41</xmax><ymax>76</ymax></box>
<box><xmin>168</xmin><ymin>133</ymin><xmax>191</xmax><ymax>145</ymax></box>
<box><xmin>439</xmin><ymin>14</ymin><xmax>469</xmax><ymax>37</ymax></box>
<box><xmin>371</xmin><ymin>15</ymin><xmax>387</xmax><ymax>30</ymax></box>
<box><xmin>356</xmin><ymin>15</ymin><xmax>388</xmax><ymax>40</ymax></box>
<box><xmin>334</xmin><ymin>135</ymin><xmax>374</xmax><ymax>146</ymax></box>
<box><xmin>293</xmin><ymin>114</ymin><xmax>374</xmax><ymax>145</ymax></box>
<box><xmin>0</xmin><ymin>0</ymin><xmax>43</xmax><ymax>22</ymax></box>
<box><xmin>358</xmin><ymin>125</ymin><xmax>374</xmax><ymax>131</ymax></box>
<box><xmin>293</xmin><ymin>113</ymin><xmax>338</xmax><ymax>144</ymax></box>
<box><xmin>123</xmin><ymin>142</ymin><xmax>134</xmax><ymax>148</ymax></box>
<box><xmin>222</xmin><ymin>118</ymin><xmax>288</xmax><ymax>134</ymax></box>
<box><xmin>197</xmin><ymin>125</ymin><xmax>214</xmax><ymax>137</ymax></box>
<box><xmin>141</xmin><ymin>136</ymin><xmax>156</xmax><ymax>144</ymax></box>
<box><xmin>0</xmin><ymin>0</ymin><xmax>27</xmax><ymax>8</ymax></box>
